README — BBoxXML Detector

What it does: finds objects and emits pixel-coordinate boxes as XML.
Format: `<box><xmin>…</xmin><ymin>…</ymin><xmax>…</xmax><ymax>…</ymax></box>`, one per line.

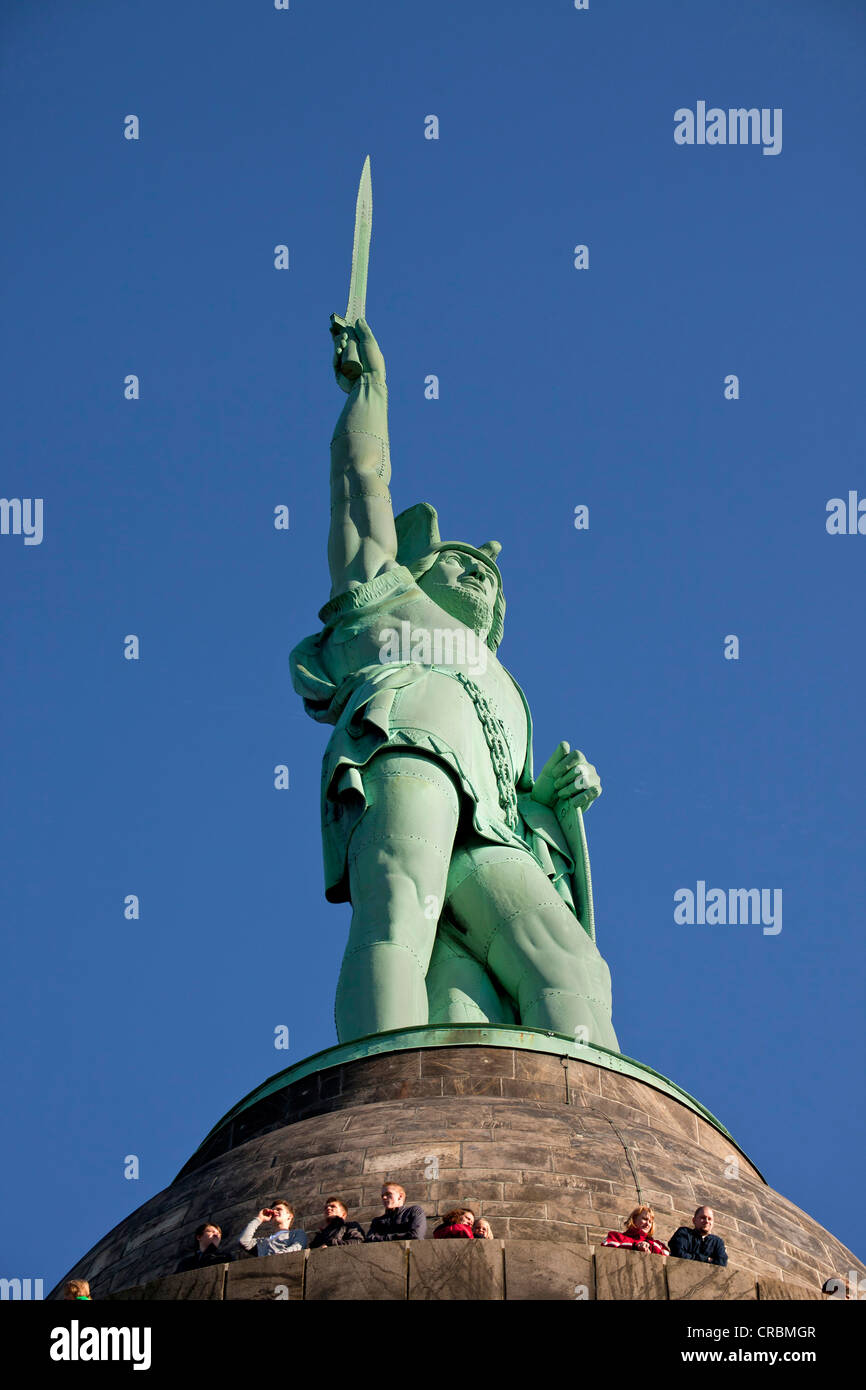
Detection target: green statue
<box><xmin>291</xmin><ymin>161</ymin><xmax>618</xmax><ymax>1051</ymax></box>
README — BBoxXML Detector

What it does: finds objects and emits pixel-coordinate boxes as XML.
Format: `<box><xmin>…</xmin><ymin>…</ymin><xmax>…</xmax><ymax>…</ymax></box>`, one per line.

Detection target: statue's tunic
<box><xmin>290</xmin><ymin>565</ymin><xmax>580</xmax><ymax>913</ymax></box>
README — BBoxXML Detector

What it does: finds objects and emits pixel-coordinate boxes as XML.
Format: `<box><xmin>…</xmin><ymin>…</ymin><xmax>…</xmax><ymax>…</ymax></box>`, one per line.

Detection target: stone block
<box><xmin>600</xmin><ymin>1073</ymin><xmax>701</xmax><ymax>1144</ymax></box>
<box><xmin>736</xmin><ymin>1253</ymin><xmax>792</xmax><ymax>1281</ymax></box>
<box><xmin>758</xmin><ymin>1277</ymin><xmax>822</xmax><ymax>1301</ymax></box>
<box><xmin>678</xmin><ymin>1181</ymin><xmax>764</xmax><ymax>1230</ymax></box>
<box><xmin>205</xmin><ymin>1165</ymin><xmax>284</xmax><ymax>1207</ymax></box>
<box><xmin>505</xmin><ymin>1240</ymin><xmax>595</xmax><ymax>1300</ymax></box>
<box><xmin>487</xmin><ymin>1115</ymin><xmax>577</xmax><ymax>1144</ymax></box>
<box><xmin>478</xmin><ymin>1202</ymin><xmax>548</xmax><ymax>1221</ymax></box>
<box><xmin>437</xmin><ymin>1166</ymin><xmax>527</xmax><ymax>1186</ymax></box>
<box><xmin>767</xmin><ymin>1249</ymin><xmax>826</xmax><ymax>1288</ymax></box>
<box><xmin>77</xmin><ymin>1239</ymin><xmax>125</xmax><ymax>1283</ymax></box>
<box><xmin>634</xmin><ymin>1188</ymin><xmax>675</xmax><ymax>1212</ymax></box>
<box><xmin>332</xmin><ymin>1080</ymin><xmax>444</xmax><ymax>1109</ymax></box>
<box><xmin>305</xmin><ymin>1241</ymin><xmax>408</xmax><ymax>1301</ymax></box>
<box><xmin>762</xmin><ymin>1211</ymin><xmax>836</xmax><ymax>1263</ymax></box>
<box><xmin>562</xmin><ymin>1057</ymin><xmax>603</xmax><ymax>1094</ymax></box>
<box><xmin>512</xmin><ymin>1051</ymin><xmax>563</xmax><ymax>1084</ymax></box>
<box><xmin>337</xmin><ymin>1052</ymin><xmax>423</xmax><ymax>1088</ymax></box>
<box><xmin>428</xmin><ymin>1180</ymin><xmax>504</xmax><ymax>1203</ymax></box>
<box><xmin>279</xmin><ymin>1150</ymin><xmax>365</xmax><ymax>1184</ymax></box>
<box><xmin>543</xmin><ymin>1201</ymin><xmax>607</xmax><ymax>1227</ymax></box>
<box><xmin>595</xmin><ymin>1245</ymin><xmax>668</xmax><ymax>1300</ymax></box>
<box><xmin>99</xmin><ymin>1256</ymin><xmax>155</xmax><ymax>1296</ymax></box>
<box><xmin>121</xmin><ymin>1203</ymin><xmax>192</xmax><ymax>1255</ymax></box>
<box><xmin>362</xmin><ymin>1142</ymin><xmax>461</xmax><ymax>1174</ymax></box>
<box><xmin>408</xmin><ymin>1238</ymin><xmax>503</xmax><ymax>1300</ymax></box>
<box><xmin>421</xmin><ymin>1047</ymin><xmax>513</xmax><ymax>1079</ymax></box>
<box><xmin>391</xmin><ymin>1122</ymin><xmax>490</xmax><ymax>1142</ymax></box>
<box><xmin>502</xmin><ymin>1182</ymin><xmax>591</xmax><ymax>1205</ymax></box>
<box><xmin>666</xmin><ymin>1260</ymin><xmax>757</xmax><ymax>1301</ymax></box>
<box><xmin>225</xmin><ymin>1251</ymin><xmax>306</xmax><ymax>1301</ymax></box>
<box><xmin>441</xmin><ymin>1076</ymin><xmax>504</xmax><ymax>1097</ymax></box>
<box><xmin>270</xmin><ymin>1130</ymin><xmax>355</xmax><ymax>1162</ymax></box>
<box><xmin>500</xmin><ymin>1080</ymin><xmax>563</xmax><ymax>1104</ymax></box>
<box><xmin>551</xmin><ymin>1143</ymin><xmax>633</xmax><ymax>1180</ymax></box>
<box><xmin>461</xmin><ymin>1141</ymin><xmax>552</xmax><ymax>1170</ymax></box>
<box><xmin>695</xmin><ymin>1117</ymin><xmax>759</xmax><ymax>1174</ymax></box>
<box><xmin>585</xmin><ymin>1095</ymin><xmax>652</xmax><ymax>1129</ymax></box>
<box><xmin>107</xmin><ymin>1265</ymin><xmax>226</xmax><ymax>1301</ymax></box>
<box><xmin>149</xmin><ymin>1265</ymin><xmax>228</xmax><ymax>1301</ymax></box>
<box><xmin>506</xmin><ymin>1219</ymin><xmax>590</xmax><ymax>1243</ymax></box>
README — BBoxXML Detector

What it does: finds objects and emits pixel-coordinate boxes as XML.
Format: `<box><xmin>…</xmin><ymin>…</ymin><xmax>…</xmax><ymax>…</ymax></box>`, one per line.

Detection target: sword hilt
<box><xmin>330</xmin><ymin>314</ymin><xmax>363</xmax><ymax>381</ymax></box>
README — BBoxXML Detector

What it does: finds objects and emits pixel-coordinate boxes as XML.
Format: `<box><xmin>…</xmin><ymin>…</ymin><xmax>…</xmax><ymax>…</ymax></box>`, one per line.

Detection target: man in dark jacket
<box><xmin>175</xmin><ymin>1221</ymin><xmax>235</xmax><ymax>1273</ymax></box>
<box><xmin>366</xmin><ymin>1183</ymin><xmax>427</xmax><ymax>1241</ymax></box>
<box><xmin>309</xmin><ymin>1198</ymin><xmax>366</xmax><ymax>1248</ymax></box>
<box><xmin>669</xmin><ymin>1207</ymin><xmax>728</xmax><ymax>1265</ymax></box>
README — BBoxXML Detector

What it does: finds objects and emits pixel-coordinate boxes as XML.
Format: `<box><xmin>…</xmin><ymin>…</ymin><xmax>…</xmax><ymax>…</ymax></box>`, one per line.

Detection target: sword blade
<box><xmin>344</xmin><ymin>156</ymin><xmax>372</xmax><ymax>324</ymax></box>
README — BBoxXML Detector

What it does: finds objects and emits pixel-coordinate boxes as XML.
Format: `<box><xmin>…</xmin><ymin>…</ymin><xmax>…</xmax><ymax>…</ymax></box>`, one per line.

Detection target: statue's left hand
<box><xmin>531</xmin><ymin>741</ymin><xmax>601</xmax><ymax>814</ymax></box>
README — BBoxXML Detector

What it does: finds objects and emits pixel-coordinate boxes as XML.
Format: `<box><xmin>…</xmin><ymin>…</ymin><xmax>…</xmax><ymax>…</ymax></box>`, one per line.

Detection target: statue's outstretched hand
<box><xmin>531</xmin><ymin>742</ymin><xmax>601</xmax><ymax>814</ymax></box>
<box><xmin>332</xmin><ymin>317</ymin><xmax>386</xmax><ymax>393</ymax></box>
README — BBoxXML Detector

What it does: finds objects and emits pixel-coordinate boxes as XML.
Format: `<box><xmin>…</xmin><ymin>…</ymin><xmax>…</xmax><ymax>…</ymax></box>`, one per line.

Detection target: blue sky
<box><xmin>1</xmin><ymin>0</ymin><xmax>864</xmax><ymax>1292</ymax></box>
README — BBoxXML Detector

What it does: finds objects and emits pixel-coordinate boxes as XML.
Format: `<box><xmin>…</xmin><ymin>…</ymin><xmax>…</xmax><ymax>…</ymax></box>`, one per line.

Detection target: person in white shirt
<box><xmin>239</xmin><ymin>1200</ymin><xmax>307</xmax><ymax>1256</ymax></box>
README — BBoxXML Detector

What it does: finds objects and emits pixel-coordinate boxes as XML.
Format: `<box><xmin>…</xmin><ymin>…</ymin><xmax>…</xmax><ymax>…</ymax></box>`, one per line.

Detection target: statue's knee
<box><xmin>340</xmin><ymin>937</ymin><xmax>430</xmax><ymax>975</ymax></box>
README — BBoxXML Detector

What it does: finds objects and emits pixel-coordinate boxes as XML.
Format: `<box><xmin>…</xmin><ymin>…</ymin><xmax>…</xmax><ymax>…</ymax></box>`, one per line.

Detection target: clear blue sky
<box><xmin>1</xmin><ymin>0</ymin><xmax>864</xmax><ymax>1292</ymax></box>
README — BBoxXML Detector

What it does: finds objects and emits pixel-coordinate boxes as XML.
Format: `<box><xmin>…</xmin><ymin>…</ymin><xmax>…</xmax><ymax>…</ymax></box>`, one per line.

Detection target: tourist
<box><xmin>603</xmin><ymin>1205</ymin><xmax>669</xmax><ymax>1255</ymax></box>
<box><xmin>309</xmin><ymin>1198</ymin><xmax>366</xmax><ymax>1248</ymax></box>
<box><xmin>668</xmin><ymin>1206</ymin><xmax>728</xmax><ymax>1266</ymax></box>
<box><xmin>175</xmin><ymin>1221</ymin><xmax>234</xmax><ymax>1272</ymax></box>
<box><xmin>366</xmin><ymin>1183</ymin><xmax>427</xmax><ymax>1241</ymax></box>
<box><xmin>433</xmin><ymin>1208</ymin><xmax>475</xmax><ymax>1239</ymax></box>
<box><xmin>64</xmin><ymin>1279</ymin><xmax>91</xmax><ymax>1300</ymax></box>
<box><xmin>239</xmin><ymin>1201</ymin><xmax>307</xmax><ymax>1256</ymax></box>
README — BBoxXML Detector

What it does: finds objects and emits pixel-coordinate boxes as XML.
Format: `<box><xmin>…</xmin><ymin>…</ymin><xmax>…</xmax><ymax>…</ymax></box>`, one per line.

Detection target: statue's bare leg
<box><xmin>445</xmin><ymin>842</ymin><xmax>619</xmax><ymax>1050</ymax></box>
<box><xmin>336</xmin><ymin>751</ymin><xmax>460</xmax><ymax>1041</ymax></box>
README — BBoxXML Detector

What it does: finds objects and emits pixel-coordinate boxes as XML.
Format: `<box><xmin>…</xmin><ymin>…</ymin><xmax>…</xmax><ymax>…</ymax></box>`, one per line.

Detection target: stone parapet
<box><xmin>102</xmin><ymin>1244</ymin><xmax>827</xmax><ymax>1302</ymax></box>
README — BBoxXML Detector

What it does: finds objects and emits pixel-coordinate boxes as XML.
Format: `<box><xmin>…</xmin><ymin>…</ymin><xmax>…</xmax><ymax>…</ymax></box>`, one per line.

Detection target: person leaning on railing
<box><xmin>309</xmin><ymin>1198</ymin><xmax>366</xmax><ymax>1248</ymax></box>
<box><xmin>603</xmin><ymin>1205</ymin><xmax>670</xmax><ymax>1256</ymax></box>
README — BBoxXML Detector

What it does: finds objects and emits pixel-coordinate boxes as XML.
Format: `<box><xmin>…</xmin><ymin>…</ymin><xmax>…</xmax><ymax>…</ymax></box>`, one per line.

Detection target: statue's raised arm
<box><xmin>328</xmin><ymin>318</ymin><xmax>398</xmax><ymax>598</ymax></box>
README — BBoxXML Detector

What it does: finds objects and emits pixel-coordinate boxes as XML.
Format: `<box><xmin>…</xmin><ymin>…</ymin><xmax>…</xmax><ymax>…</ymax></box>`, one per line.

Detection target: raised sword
<box><xmin>330</xmin><ymin>156</ymin><xmax>372</xmax><ymax>382</ymax></box>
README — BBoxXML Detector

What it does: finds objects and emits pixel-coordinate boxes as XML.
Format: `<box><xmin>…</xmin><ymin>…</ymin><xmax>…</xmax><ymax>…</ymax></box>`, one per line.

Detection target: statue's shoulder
<box><xmin>318</xmin><ymin>564</ymin><xmax>417</xmax><ymax>627</ymax></box>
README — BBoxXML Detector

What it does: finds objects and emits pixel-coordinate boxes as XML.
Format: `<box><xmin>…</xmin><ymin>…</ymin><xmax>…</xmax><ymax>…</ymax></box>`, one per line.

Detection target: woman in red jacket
<box><xmin>433</xmin><ymin>1208</ymin><xmax>476</xmax><ymax>1239</ymax></box>
<box><xmin>603</xmin><ymin>1205</ymin><xmax>669</xmax><ymax>1256</ymax></box>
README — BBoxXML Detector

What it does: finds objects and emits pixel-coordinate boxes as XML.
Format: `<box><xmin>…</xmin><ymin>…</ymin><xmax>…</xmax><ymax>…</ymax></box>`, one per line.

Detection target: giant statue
<box><xmin>290</xmin><ymin>160</ymin><xmax>619</xmax><ymax>1050</ymax></box>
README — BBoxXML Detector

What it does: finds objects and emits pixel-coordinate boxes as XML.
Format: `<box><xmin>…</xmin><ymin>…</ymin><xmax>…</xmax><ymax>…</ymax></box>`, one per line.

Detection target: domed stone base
<box><xmin>50</xmin><ymin>1028</ymin><xmax>864</xmax><ymax>1299</ymax></box>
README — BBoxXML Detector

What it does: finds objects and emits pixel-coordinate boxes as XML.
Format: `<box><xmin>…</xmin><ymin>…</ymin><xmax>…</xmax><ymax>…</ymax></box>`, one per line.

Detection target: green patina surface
<box><xmin>293</xmin><ymin>158</ymin><xmax>620</xmax><ymax>1050</ymax></box>
<box><xmin>196</xmin><ymin>1026</ymin><xmax>754</xmax><ymax>1166</ymax></box>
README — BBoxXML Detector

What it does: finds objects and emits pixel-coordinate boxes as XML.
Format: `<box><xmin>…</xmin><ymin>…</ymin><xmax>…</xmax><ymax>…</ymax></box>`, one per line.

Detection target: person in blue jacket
<box><xmin>669</xmin><ymin>1206</ymin><xmax>728</xmax><ymax>1265</ymax></box>
<box><xmin>366</xmin><ymin>1183</ymin><xmax>427</xmax><ymax>1241</ymax></box>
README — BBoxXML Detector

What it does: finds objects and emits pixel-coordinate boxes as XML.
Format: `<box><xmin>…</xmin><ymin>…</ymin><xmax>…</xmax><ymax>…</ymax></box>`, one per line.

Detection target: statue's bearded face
<box><xmin>416</xmin><ymin>549</ymin><xmax>498</xmax><ymax>639</ymax></box>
